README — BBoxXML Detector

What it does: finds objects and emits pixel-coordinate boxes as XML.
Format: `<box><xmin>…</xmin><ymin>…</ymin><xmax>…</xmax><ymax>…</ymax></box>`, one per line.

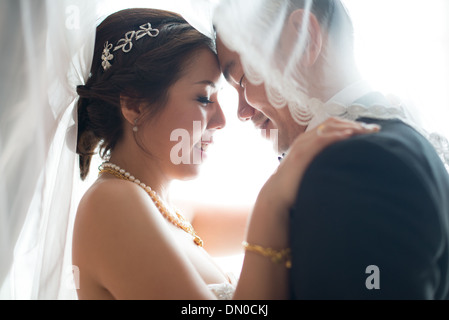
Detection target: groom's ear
<box><xmin>287</xmin><ymin>9</ymin><xmax>323</xmax><ymax>67</ymax></box>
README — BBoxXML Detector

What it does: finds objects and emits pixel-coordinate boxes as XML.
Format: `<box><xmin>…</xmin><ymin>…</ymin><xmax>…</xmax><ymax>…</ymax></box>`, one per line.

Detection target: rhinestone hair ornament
<box><xmin>101</xmin><ymin>23</ymin><xmax>160</xmax><ymax>71</ymax></box>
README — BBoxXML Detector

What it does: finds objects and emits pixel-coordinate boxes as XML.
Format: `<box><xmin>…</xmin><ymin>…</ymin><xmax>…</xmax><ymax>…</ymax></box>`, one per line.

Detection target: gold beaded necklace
<box><xmin>99</xmin><ymin>162</ymin><xmax>204</xmax><ymax>247</ymax></box>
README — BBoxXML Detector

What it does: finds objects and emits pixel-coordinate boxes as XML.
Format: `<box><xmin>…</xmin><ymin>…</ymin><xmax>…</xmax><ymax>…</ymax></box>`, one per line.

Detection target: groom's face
<box><xmin>216</xmin><ymin>37</ymin><xmax>306</xmax><ymax>154</ymax></box>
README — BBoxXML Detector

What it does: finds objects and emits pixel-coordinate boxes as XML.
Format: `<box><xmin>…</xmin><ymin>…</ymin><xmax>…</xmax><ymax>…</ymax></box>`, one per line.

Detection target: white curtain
<box><xmin>0</xmin><ymin>0</ymin><xmax>96</xmax><ymax>299</ymax></box>
<box><xmin>0</xmin><ymin>0</ymin><xmax>217</xmax><ymax>301</ymax></box>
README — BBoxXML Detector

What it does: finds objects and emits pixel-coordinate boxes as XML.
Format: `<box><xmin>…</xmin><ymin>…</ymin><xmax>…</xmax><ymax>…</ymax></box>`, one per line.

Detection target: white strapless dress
<box><xmin>208</xmin><ymin>283</ymin><xmax>235</xmax><ymax>300</ymax></box>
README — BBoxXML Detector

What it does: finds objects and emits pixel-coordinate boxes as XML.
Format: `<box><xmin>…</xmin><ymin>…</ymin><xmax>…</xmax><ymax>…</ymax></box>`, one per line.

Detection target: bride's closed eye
<box><xmin>197</xmin><ymin>96</ymin><xmax>214</xmax><ymax>106</ymax></box>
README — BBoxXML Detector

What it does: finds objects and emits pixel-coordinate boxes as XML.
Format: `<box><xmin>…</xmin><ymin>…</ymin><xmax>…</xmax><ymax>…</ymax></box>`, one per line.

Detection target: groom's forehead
<box><xmin>222</xmin><ymin>61</ymin><xmax>235</xmax><ymax>82</ymax></box>
<box><xmin>216</xmin><ymin>37</ymin><xmax>240</xmax><ymax>81</ymax></box>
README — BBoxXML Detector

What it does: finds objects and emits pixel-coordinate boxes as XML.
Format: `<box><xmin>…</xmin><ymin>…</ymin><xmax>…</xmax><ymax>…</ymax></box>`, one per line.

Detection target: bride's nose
<box><xmin>207</xmin><ymin>101</ymin><xmax>226</xmax><ymax>130</ymax></box>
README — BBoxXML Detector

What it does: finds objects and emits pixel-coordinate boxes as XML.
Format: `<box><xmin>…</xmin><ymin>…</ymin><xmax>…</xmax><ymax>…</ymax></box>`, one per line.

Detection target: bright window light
<box><xmin>345</xmin><ymin>0</ymin><xmax>449</xmax><ymax>136</ymax></box>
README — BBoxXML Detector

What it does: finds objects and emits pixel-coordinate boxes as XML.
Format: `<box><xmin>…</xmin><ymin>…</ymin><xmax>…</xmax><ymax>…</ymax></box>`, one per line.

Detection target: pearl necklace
<box><xmin>99</xmin><ymin>162</ymin><xmax>204</xmax><ymax>247</ymax></box>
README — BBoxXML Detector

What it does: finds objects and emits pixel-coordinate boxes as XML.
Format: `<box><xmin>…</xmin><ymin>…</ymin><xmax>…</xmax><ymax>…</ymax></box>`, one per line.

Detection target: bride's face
<box><xmin>140</xmin><ymin>49</ymin><xmax>226</xmax><ymax>180</ymax></box>
<box><xmin>216</xmin><ymin>37</ymin><xmax>306</xmax><ymax>154</ymax></box>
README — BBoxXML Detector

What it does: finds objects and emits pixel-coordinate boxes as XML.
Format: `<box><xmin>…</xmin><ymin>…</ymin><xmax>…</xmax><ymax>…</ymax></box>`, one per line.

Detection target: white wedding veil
<box><xmin>0</xmin><ymin>0</ymin><xmax>218</xmax><ymax>300</ymax></box>
<box><xmin>0</xmin><ymin>0</ymin><xmax>96</xmax><ymax>299</ymax></box>
<box><xmin>214</xmin><ymin>0</ymin><xmax>360</xmax><ymax>125</ymax></box>
<box><xmin>213</xmin><ymin>0</ymin><xmax>449</xmax><ymax>167</ymax></box>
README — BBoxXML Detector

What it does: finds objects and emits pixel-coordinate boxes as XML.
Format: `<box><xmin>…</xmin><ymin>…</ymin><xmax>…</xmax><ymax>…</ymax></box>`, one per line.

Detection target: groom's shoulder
<box><xmin>318</xmin><ymin>118</ymin><xmax>432</xmax><ymax>164</ymax></box>
<box><xmin>304</xmin><ymin>118</ymin><xmax>439</xmax><ymax>184</ymax></box>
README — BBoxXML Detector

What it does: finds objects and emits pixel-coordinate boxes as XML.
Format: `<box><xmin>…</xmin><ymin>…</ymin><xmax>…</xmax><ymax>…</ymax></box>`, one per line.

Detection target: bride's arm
<box><xmin>73</xmin><ymin>179</ymin><xmax>217</xmax><ymax>300</ymax></box>
<box><xmin>233</xmin><ymin>118</ymin><xmax>380</xmax><ymax>300</ymax></box>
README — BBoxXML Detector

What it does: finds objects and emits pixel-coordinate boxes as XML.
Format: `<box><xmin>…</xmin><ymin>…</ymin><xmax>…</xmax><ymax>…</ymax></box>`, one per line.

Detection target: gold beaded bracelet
<box><xmin>242</xmin><ymin>242</ymin><xmax>292</xmax><ymax>269</ymax></box>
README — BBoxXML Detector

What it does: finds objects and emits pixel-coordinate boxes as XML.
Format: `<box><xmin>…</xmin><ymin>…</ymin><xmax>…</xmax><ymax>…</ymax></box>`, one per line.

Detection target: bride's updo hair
<box><xmin>76</xmin><ymin>8</ymin><xmax>215</xmax><ymax>180</ymax></box>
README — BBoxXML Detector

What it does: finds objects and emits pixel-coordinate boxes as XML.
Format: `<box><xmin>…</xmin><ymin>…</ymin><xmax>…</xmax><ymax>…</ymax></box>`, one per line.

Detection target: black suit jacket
<box><xmin>289</xmin><ymin>93</ymin><xmax>449</xmax><ymax>300</ymax></box>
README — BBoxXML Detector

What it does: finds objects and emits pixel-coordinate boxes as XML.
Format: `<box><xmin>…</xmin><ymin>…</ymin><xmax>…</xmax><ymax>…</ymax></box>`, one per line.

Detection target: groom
<box><xmin>214</xmin><ymin>0</ymin><xmax>449</xmax><ymax>299</ymax></box>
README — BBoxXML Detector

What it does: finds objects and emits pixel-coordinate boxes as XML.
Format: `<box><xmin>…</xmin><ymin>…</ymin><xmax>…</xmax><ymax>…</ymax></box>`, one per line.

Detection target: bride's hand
<box><xmin>258</xmin><ymin>117</ymin><xmax>381</xmax><ymax>210</ymax></box>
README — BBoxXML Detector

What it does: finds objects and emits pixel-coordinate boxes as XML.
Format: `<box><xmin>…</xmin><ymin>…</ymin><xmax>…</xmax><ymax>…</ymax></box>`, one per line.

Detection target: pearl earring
<box><xmin>133</xmin><ymin>119</ymin><xmax>138</xmax><ymax>133</ymax></box>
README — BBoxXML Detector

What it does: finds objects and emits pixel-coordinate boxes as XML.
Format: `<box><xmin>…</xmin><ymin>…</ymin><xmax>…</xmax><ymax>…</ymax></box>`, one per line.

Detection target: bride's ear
<box><xmin>120</xmin><ymin>95</ymin><xmax>142</xmax><ymax>126</ymax></box>
<box><xmin>287</xmin><ymin>9</ymin><xmax>323</xmax><ymax>67</ymax></box>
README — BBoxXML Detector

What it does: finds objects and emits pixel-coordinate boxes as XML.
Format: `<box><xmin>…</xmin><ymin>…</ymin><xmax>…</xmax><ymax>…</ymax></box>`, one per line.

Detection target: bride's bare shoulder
<box><xmin>73</xmin><ymin>177</ymin><xmax>162</xmax><ymax>244</ymax></box>
<box><xmin>77</xmin><ymin>178</ymin><xmax>143</xmax><ymax>216</ymax></box>
<box><xmin>72</xmin><ymin>178</ymin><xmax>200</xmax><ymax>299</ymax></box>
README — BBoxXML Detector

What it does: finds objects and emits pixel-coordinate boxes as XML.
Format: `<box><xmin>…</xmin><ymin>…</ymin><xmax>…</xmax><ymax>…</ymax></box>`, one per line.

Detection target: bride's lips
<box><xmin>194</xmin><ymin>142</ymin><xmax>211</xmax><ymax>152</ymax></box>
<box><xmin>194</xmin><ymin>138</ymin><xmax>213</xmax><ymax>154</ymax></box>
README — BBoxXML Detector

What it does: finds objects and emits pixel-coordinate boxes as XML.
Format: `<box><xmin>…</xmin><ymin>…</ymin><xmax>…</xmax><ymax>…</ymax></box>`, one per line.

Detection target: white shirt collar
<box><xmin>306</xmin><ymin>80</ymin><xmax>372</xmax><ymax>131</ymax></box>
<box><xmin>325</xmin><ymin>80</ymin><xmax>373</xmax><ymax>108</ymax></box>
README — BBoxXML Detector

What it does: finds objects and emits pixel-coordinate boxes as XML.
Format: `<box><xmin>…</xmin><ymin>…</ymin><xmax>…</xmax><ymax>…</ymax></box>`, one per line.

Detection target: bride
<box><xmin>72</xmin><ymin>8</ymin><xmax>377</xmax><ymax>300</ymax></box>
